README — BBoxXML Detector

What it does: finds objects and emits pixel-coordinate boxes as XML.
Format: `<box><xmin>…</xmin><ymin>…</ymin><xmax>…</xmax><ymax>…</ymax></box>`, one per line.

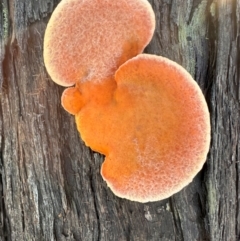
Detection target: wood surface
<box><xmin>0</xmin><ymin>0</ymin><xmax>239</xmax><ymax>240</ymax></box>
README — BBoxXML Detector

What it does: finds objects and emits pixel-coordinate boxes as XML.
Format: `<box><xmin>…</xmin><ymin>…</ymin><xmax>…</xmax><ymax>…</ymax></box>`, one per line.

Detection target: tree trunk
<box><xmin>0</xmin><ymin>0</ymin><xmax>239</xmax><ymax>240</ymax></box>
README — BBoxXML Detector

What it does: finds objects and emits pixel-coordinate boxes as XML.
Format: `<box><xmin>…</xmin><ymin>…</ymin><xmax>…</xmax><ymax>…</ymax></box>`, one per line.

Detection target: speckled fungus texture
<box><xmin>44</xmin><ymin>0</ymin><xmax>210</xmax><ymax>203</ymax></box>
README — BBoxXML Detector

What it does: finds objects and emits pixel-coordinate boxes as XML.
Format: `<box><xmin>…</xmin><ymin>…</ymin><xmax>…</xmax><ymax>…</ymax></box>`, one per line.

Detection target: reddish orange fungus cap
<box><xmin>76</xmin><ymin>54</ymin><xmax>210</xmax><ymax>202</ymax></box>
<box><xmin>44</xmin><ymin>0</ymin><xmax>155</xmax><ymax>86</ymax></box>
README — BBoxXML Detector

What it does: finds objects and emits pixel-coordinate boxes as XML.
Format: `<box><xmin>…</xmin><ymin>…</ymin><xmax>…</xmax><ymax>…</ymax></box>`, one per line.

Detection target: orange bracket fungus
<box><xmin>44</xmin><ymin>0</ymin><xmax>210</xmax><ymax>202</ymax></box>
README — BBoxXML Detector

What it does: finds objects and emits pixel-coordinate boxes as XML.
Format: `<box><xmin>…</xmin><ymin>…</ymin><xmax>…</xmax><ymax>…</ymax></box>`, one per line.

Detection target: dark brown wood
<box><xmin>0</xmin><ymin>0</ymin><xmax>239</xmax><ymax>240</ymax></box>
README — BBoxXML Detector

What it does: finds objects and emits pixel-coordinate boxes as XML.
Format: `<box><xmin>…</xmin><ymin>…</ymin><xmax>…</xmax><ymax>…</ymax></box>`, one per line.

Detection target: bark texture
<box><xmin>0</xmin><ymin>0</ymin><xmax>239</xmax><ymax>240</ymax></box>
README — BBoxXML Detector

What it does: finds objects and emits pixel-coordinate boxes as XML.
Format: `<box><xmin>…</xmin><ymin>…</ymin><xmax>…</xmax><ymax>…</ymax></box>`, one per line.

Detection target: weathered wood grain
<box><xmin>0</xmin><ymin>0</ymin><xmax>239</xmax><ymax>240</ymax></box>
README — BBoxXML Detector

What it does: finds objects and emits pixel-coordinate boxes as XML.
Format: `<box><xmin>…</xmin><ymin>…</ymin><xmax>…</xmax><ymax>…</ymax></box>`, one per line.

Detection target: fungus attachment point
<box><xmin>76</xmin><ymin>54</ymin><xmax>210</xmax><ymax>202</ymax></box>
<box><xmin>43</xmin><ymin>0</ymin><xmax>155</xmax><ymax>86</ymax></box>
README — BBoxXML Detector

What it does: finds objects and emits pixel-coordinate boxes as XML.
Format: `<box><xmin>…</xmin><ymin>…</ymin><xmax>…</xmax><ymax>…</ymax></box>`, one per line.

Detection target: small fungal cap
<box><xmin>44</xmin><ymin>0</ymin><xmax>155</xmax><ymax>86</ymax></box>
<box><xmin>61</xmin><ymin>87</ymin><xmax>84</xmax><ymax>115</ymax></box>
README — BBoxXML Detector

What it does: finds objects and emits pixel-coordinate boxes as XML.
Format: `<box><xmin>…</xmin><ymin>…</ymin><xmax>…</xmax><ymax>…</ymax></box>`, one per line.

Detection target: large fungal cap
<box><xmin>76</xmin><ymin>54</ymin><xmax>210</xmax><ymax>202</ymax></box>
<box><xmin>44</xmin><ymin>0</ymin><xmax>155</xmax><ymax>86</ymax></box>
